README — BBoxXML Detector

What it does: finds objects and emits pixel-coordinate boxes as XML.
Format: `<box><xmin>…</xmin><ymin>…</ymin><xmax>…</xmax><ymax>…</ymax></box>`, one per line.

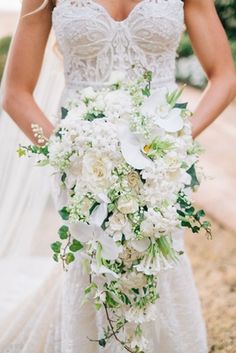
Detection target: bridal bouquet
<box><xmin>19</xmin><ymin>70</ymin><xmax>211</xmax><ymax>353</ymax></box>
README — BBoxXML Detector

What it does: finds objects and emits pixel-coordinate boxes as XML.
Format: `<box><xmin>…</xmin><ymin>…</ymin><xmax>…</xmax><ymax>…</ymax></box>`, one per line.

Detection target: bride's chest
<box><xmin>52</xmin><ymin>0</ymin><xmax>184</xmax><ymax>56</ymax></box>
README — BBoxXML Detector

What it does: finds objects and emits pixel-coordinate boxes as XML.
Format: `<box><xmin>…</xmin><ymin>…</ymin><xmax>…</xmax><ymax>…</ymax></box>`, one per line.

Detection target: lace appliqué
<box><xmin>53</xmin><ymin>0</ymin><xmax>185</xmax><ymax>90</ymax></box>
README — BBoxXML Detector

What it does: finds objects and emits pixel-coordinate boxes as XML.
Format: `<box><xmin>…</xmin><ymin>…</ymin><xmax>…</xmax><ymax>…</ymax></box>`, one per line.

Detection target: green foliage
<box><xmin>59</xmin><ymin>207</ymin><xmax>70</xmax><ymax>220</ymax></box>
<box><xmin>0</xmin><ymin>36</ymin><xmax>11</xmax><ymax>82</ymax></box>
<box><xmin>177</xmin><ymin>32</ymin><xmax>193</xmax><ymax>58</ymax></box>
<box><xmin>177</xmin><ymin>192</ymin><xmax>212</xmax><ymax>237</ymax></box>
<box><xmin>215</xmin><ymin>0</ymin><xmax>236</xmax><ymax>39</ymax></box>
<box><xmin>58</xmin><ymin>225</ymin><xmax>69</xmax><ymax>240</ymax></box>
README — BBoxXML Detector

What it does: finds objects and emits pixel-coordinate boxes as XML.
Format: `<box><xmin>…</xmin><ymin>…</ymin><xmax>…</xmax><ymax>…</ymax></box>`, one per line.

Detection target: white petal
<box><xmin>131</xmin><ymin>238</ymin><xmax>151</xmax><ymax>252</ymax></box>
<box><xmin>141</xmin><ymin>89</ymin><xmax>168</xmax><ymax>117</ymax></box>
<box><xmin>118</xmin><ymin>125</ymin><xmax>153</xmax><ymax>170</ymax></box>
<box><xmin>90</xmin><ymin>203</ymin><xmax>108</xmax><ymax>227</ymax></box>
<box><xmin>96</xmin><ymin>193</ymin><xmax>111</xmax><ymax>204</ymax></box>
<box><xmin>100</xmin><ymin>235</ymin><xmax>121</xmax><ymax>260</ymax></box>
<box><xmin>69</xmin><ymin>222</ymin><xmax>93</xmax><ymax>242</ymax></box>
<box><xmin>156</xmin><ymin>109</ymin><xmax>184</xmax><ymax>133</ymax></box>
<box><xmin>91</xmin><ymin>263</ymin><xmax>119</xmax><ymax>278</ymax></box>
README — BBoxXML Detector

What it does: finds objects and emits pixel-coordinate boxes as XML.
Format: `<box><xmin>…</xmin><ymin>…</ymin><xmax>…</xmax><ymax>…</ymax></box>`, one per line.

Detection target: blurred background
<box><xmin>0</xmin><ymin>1</ymin><xmax>235</xmax><ymax>352</ymax></box>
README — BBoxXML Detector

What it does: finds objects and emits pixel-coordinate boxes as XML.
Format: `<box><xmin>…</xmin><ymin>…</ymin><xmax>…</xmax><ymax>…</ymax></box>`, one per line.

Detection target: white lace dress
<box><xmin>0</xmin><ymin>1</ymin><xmax>208</xmax><ymax>352</ymax></box>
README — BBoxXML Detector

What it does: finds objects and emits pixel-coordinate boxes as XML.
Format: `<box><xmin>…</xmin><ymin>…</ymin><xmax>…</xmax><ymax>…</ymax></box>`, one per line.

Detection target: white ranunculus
<box><xmin>117</xmin><ymin>195</ymin><xmax>139</xmax><ymax>215</ymax></box>
<box><xmin>109</xmin><ymin>212</ymin><xmax>128</xmax><ymax>232</ymax></box>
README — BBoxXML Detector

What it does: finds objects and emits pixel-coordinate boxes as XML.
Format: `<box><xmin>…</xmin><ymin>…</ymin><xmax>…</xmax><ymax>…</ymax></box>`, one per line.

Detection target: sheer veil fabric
<box><xmin>0</xmin><ymin>19</ymin><xmax>65</xmax><ymax>322</ymax></box>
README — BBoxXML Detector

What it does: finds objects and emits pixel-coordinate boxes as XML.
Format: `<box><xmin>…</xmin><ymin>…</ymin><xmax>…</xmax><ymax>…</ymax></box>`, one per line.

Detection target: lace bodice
<box><xmin>52</xmin><ymin>0</ymin><xmax>184</xmax><ymax>94</ymax></box>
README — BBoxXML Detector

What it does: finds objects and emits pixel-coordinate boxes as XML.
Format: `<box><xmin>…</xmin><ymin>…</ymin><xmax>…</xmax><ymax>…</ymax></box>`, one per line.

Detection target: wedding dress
<box><xmin>0</xmin><ymin>0</ymin><xmax>208</xmax><ymax>352</ymax></box>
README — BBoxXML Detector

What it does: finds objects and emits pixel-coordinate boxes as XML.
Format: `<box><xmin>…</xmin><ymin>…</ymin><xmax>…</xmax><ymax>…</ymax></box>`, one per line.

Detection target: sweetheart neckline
<box><xmin>53</xmin><ymin>0</ymin><xmax>184</xmax><ymax>24</ymax></box>
<box><xmin>90</xmin><ymin>0</ymin><xmax>145</xmax><ymax>24</ymax></box>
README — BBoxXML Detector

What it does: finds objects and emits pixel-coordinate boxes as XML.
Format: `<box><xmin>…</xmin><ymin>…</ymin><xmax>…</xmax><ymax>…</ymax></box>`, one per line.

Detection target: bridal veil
<box><xmin>0</xmin><ymin>14</ymin><xmax>65</xmax><ymax>322</ymax></box>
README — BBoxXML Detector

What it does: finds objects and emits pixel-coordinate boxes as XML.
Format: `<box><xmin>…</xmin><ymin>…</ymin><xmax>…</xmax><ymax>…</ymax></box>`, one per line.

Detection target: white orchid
<box><xmin>69</xmin><ymin>222</ymin><xmax>121</xmax><ymax>261</ymax></box>
<box><xmin>141</xmin><ymin>89</ymin><xmax>184</xmax><ymax>133</ymax></box>
<box><xmin>118</xmin><ymin>123</ymin><xmax>153</xmax><ymax>169</ymax></box>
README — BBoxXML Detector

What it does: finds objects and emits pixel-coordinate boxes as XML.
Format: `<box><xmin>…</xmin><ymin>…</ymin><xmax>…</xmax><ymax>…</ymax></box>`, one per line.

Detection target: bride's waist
<box><xmin>60</xmin><ymin>78</ymin><xmax>178</xmax><ymax>106</ymax></box>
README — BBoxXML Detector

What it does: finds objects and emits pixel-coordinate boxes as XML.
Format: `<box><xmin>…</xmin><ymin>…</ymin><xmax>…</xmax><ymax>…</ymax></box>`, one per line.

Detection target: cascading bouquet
<box><xmin>18</xmin><ymin>70</ymin><xmax>211</xmax><ymax>353</ymax></box>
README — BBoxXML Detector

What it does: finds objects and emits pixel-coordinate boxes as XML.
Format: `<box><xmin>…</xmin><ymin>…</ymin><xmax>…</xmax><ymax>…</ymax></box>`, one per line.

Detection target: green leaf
<box><xmin>89</xmin><ymin>201</ymin><xmax>100</xmax><ymax>215</ymax></box>
<box><xmin>65</xmin><ymin>252</ymin><xmax>75</xmax><ymax>264</ymax></box>
<box><xmin>61</xmin><ymin>107</ymin><xmax>68</xmax><ymax>120</ymax></box>
<box><xmin>53</xmin><ymin>253</ymin><xmax>59</xmax><ymax>262</ymax></box>
<box><xmin>185</xmin><ymin>207</ymin><xmax>195</xmax><ymax>215</ymax></box>
<box><xmin>61</xmin><ymin>172</ymin><xmax>67</xmax><ymax>183</ymax></box>
<box><xmin>51</xmin><ymin>241</ymin><xmax>62</xmax><ymax>253</ymax></box>
<box><xmin>174</xmin><ymin>102</ymin><xmax>188</xmax><ymax>109</ymax></box>
<box><xmin>194</xmin><ymin>210</ymin><xmax>206</xmax><ymax>221</ymax></box>
<box><xmin>58</xmin><ymin>225</ymin><xmax>69</xmax><ymax>240</ymax></box>
<box><xmin>95</xmin><ymin>302</ymin><xmax>102</xmax><ymax>311</ymax></box>
<box><xmin>69</xmin><ymin>239</ymin><xmax>83</xmax><ymax>252</ymax></box>
<box><xmin>84</xmin><ymin>282</ymin><xmax>98</xmax><ymax>295</ymax></box>
<box><xmin>59</xmin><ymin>207</ymin><xmax>70</xmax><ymax>220</ymax></box>
<box><xmin>17</xmin><ymin>146</ymin><xmax>26</xmax><ymax>157</ymax></box>
<box><xmin>98</xmin><ymin>339</ymin><xmax>106</xmax><ymax>347</ymax></box>
<box><xmin>177</xmin><ymin>209</ymin><xmax>185</xmax><ymax>217</ymax></box>
<box><xmin>105</xmin><ymin>292</ymin><xmax>120</xmax><ymax>308</ymax></box>
<box><xmin>192</xmin><ymin>226</ymin><xmax>201</xmax><ymax>233</ymax></box>
<box><xmin>186</xmin><ymin>164</ymin><xmax>200</xmax><ymax>188</ymax></box>
<box><xmin>202</xmin><ymin>220</ymin><xmax>211</xmax><ymax>229</ymax></box>
<box><xmin>181</xmin><ymin>220</ymin><xmax>192</xmax><ymax>229</ymax></box>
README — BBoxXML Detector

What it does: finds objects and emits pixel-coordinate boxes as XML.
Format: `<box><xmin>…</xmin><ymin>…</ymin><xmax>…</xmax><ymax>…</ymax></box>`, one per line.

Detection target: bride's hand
<box><xmin>2</xmin><ymin>0</ymin><xmax>55</xmax><ymax>145</ymax></box>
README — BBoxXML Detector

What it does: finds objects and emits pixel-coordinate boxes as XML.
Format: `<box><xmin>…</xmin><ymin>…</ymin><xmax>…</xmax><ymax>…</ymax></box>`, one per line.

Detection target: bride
<box><xmin>0</xmin><ymin>0</ymin><xmax>236</xmax><ymax>352</ymax></box>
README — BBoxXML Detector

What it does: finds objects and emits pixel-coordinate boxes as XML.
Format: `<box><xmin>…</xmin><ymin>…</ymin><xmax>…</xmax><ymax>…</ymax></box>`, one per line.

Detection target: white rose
<box><xmin>117</xmin><ymin>195</ymin><xmax>139</xmax><ymax>214</ymax></box>
<box><xmin>82</xmin><ymin>152</ymin><xmax>112</xmax><ymax>189</ymax></box>
<box><xmin>109</xmin><ymin>211</ymin><xmax>128</xmax><ymax>232</ymax></box>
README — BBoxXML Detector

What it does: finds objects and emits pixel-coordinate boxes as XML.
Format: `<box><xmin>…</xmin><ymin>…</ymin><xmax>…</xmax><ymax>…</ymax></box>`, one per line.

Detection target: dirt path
<box><xmin>186</xmin><ymin>220</ymin><xmax>236</xmax><ymax>353</ymax></box>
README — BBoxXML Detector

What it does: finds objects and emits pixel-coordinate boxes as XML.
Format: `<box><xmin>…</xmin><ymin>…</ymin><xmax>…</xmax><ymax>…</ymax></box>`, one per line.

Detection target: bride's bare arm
<box><xmin>184</xmin><ymin>0</ymin><xmax>236</xmax><ymax>138</ymax></box>
<box><xmin>2</xmin><ymin>0</ymin><xmax>55</xmax><ymax>144</ymax></box>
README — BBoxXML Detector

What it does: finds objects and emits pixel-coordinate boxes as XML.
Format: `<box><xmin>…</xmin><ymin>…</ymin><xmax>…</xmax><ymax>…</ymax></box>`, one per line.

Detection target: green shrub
<box><xmin>0</xmin><ymin>36</ymin><xmax>12</xmax><ymax>82</ymax></box>
<box><xmin>177</xmin><ymin>33</ymin><xmax>193</xmax><ymax>58</ymax></box>
<box><xmin>215</xmin><ymin>0</ymin><xmax>236</xmax><ymax>40</ymax></box>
